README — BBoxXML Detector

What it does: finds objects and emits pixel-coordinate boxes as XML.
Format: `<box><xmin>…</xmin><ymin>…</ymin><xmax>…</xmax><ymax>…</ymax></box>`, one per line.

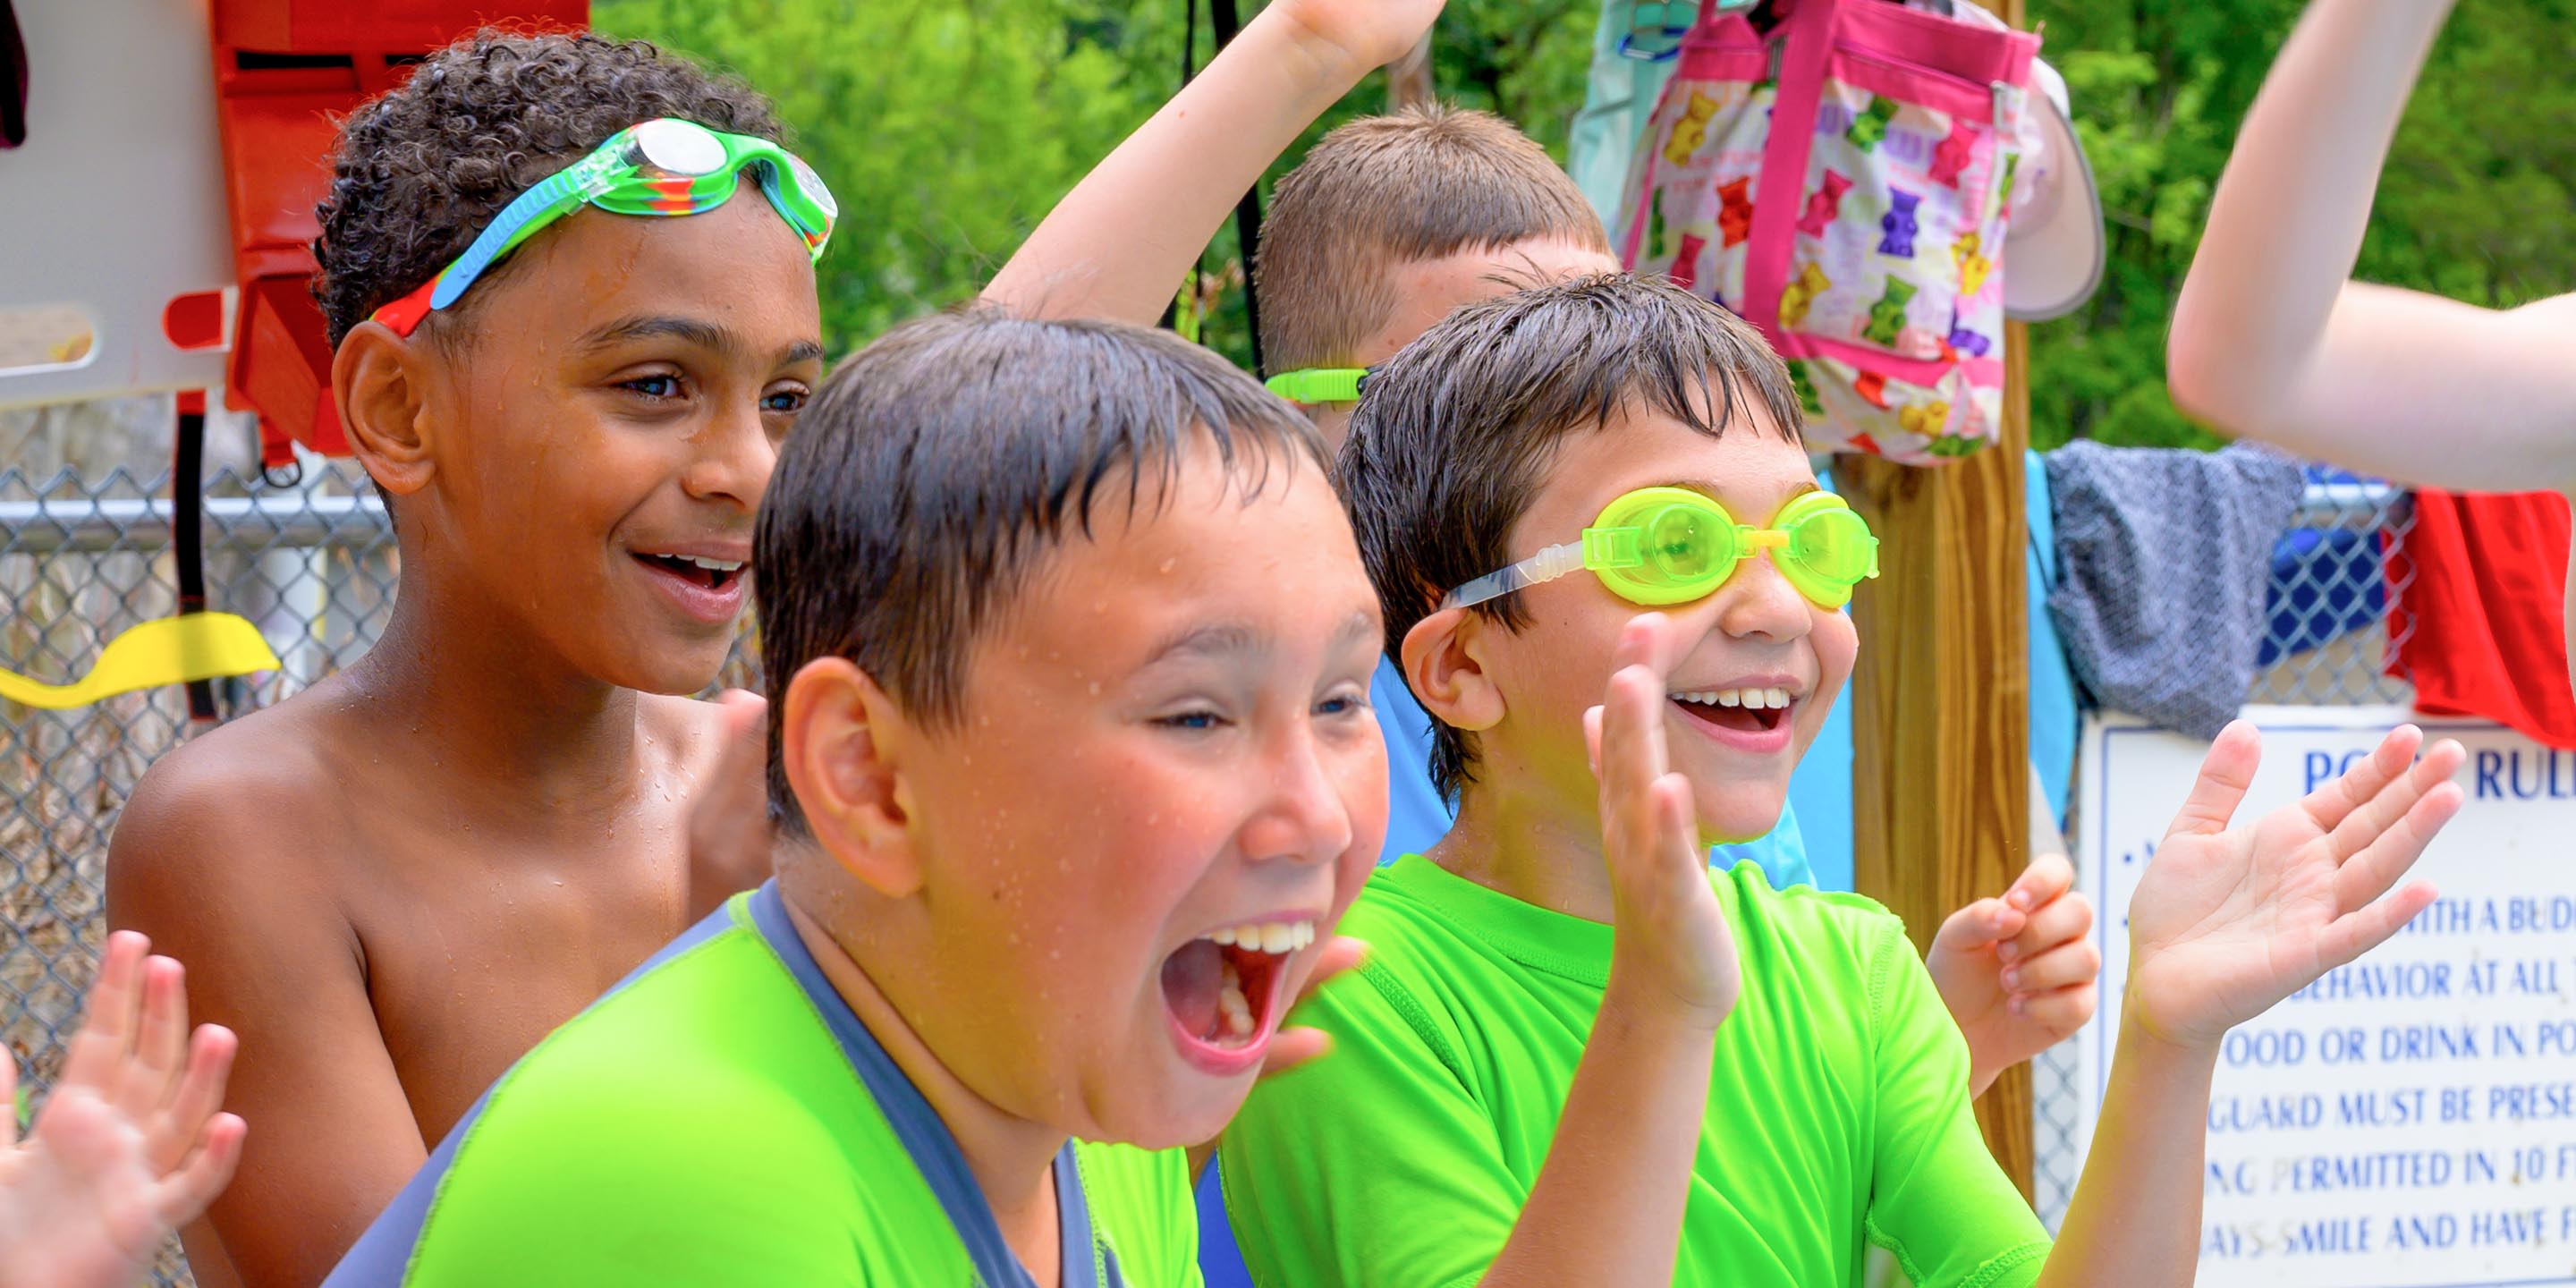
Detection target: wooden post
<box><xmin>1840</xmin><ymin>0</ymin><xmax>2037</xmax><ymax>1199</ymax></box>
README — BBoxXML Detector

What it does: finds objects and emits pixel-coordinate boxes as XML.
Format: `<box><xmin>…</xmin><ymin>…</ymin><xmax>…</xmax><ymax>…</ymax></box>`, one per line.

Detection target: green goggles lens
<box><xmin>1587</xmin><ymin>487</ymin><xmax>1879</xmax><ymax>609</ymax></box>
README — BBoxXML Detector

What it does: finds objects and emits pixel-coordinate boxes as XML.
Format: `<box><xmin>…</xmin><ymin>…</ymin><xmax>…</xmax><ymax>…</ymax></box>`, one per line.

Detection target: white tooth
<box><xmin>1209</xmin><ymin>927</ymin><xmax>1236</xmax><ymax>946</ymax></box>
<box><xmin>1260</xmin><ymin>922</ymin><xmax>1294</xmax><ymax>954</ymax></box>
<box><xmin>1716</xmin><ymin>690</ymin><xmax>1742</xmax><ymax>708</ymax></box>
<box><xmin>1767</xmin><ymin>687</ymin><xmax>1790</xmax><ymax>708</ymax></box>
<box><xmin>1216</xmin><ymin>971</ymin><xmax>1253</xmax><ymax>1038</ymax></box>
<box><xmin>1236</xmin><ymin>923</ymin><xmax>1262</xmax><ymax>947</ymax></box>
<box><xmin>1294</xmin><ymin>922</ymin><xmax>1315</xmax><ymax>950</ymax></box>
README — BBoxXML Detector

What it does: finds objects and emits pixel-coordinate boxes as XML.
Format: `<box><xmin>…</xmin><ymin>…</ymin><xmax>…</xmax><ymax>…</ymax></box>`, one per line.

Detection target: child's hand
<box><xmin>0</xmin><ymin>931</ymin><xmax>245</xmax><ymax>1288</ymax></box>
<box><xmin>1253</xmin><ymin>934</ymin><xmax>1369</xmax><ymax>1080</ymax></box>
<box><xmin>2128</xmin><ymin>721</ymin><xmax>2465</xmax><ymax>1051</ymax></box>
<box><xmin>1586</xmin><ymin>614</ymin><xmax>1741</xmax><ymax>1031</ymax></box>
<box><xmin>1276</xmin><ymin>0</ymin><xmax>1446</xmax><ymax>77</ymax></box>
<box><xmin>686</xmin><ymin>690</ymin><xmax>775</xmax><ymax>920</ymax></box>
<box><xmin>1927</xmin><ymin>854</ymin><xmax>2100</xmax><ymax>1097</ymax></box>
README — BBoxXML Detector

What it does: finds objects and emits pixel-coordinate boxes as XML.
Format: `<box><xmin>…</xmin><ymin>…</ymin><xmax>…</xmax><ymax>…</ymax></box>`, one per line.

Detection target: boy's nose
<box><xmin>680</xmin><ymin>402</ymin><xmax>777</xmax><ymax>507</ymax></box>
<box><xmin>1240</xmin><ymin>731</ymin><xmax>1356</xmax><ymax>867</ymax></box>
<box><xmin>1716</xmin><ymin>550</ymin><xmax>1816</xmax><ymax>641</ymax></box>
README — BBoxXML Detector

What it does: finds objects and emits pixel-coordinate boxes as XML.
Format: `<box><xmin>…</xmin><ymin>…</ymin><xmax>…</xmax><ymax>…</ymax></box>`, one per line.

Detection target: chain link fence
<box><xmin>3</xmin><ymin>456</ymin><xmax>396</xmax><ymax>1286</ymax></box>
<box><xmin>2</xmin><ymin>447</ymin><xmax>2419</xmax><ymax>1278</ymax></box>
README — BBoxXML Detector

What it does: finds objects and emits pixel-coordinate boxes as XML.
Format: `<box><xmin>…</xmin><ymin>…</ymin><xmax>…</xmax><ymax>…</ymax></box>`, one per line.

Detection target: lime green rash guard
<box><xmin>325</xmin><ymin>882</ymin><xmax>1202</xmax><ymax>1287</ymax></box>
<box><xmin>1217</xmin><ymin>855</ymin><xmax>2051</xmax><ymax>1288</ymax></box>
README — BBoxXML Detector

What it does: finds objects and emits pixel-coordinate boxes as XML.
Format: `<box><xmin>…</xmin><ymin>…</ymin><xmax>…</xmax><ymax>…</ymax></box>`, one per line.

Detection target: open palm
<box><xmin>2127</xmin><ymin>722</ymin><xmax>2465</xmax><ymax>1050</ymax></box>
<box><xmin>0</xmin><ymin>933</ymin><xmax>243</xmax><ymax>1288</ymax></box>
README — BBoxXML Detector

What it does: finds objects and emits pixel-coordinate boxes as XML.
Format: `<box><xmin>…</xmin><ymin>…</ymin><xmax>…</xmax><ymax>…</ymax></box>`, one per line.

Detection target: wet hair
<box><xmin>1256</xmin><ymin>105</ymin><xmax>1611</xmax><ymax>377</ymax></box>
<box><xmin>312</xmin><ymin>29</ymin><xmax>784</xmax><ymax>347</ymax></box>
<box><xmin>1336</xmin><ymin>273</ymin><xmax>1806</xmax><ymax>801</ymax></box>
<box><xmin>756</xmin><ymin>309</ymin><xmax>1326</xmax><ymax>835</ymax></box>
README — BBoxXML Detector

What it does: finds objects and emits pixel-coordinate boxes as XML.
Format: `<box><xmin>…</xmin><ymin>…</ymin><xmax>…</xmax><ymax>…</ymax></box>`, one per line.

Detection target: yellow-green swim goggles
<box><xmin>1441</xmin><ymin>487</ymin><xmax>1881</xmax><ymax>613</ymax></box>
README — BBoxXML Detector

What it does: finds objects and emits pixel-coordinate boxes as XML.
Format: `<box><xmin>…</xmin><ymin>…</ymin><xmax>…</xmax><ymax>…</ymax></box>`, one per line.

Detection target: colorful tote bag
<box><xmin>1619</xmin><ymin>0</ymin><xmax>2038</xmax><ymax>464</ymax></box>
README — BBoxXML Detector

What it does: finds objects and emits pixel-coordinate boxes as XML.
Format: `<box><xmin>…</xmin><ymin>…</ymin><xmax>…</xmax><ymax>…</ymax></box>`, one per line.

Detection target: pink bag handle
<box><xmin>1738</xmin><ymin>0</ymin><xmax>2037</xmax><ymax>348</ymax></box>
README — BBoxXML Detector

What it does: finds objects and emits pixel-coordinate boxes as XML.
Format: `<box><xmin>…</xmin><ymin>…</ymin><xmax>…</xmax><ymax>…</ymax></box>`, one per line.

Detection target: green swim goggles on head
<box><xmin>1442</xmin><ymin>487</ymin><xmax>1883</xmax><ymax>613</ymax></box>
<box><xmin>372</xmin><ymin>117</ymin><xmax>838</xmax><ymax>336</ymax></box>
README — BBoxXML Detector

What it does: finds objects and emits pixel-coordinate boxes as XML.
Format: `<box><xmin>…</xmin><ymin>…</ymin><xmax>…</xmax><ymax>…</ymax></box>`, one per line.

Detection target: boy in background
<box><xmin>1221</xmin><ymin>274</ymin><xmax>2465</xmax><ymax>1285</ymax></box>
<box><xmin>108</xmin><ymin>31</ymin><xmax>826</xmax><ymax>1284</ymax></box>
<box><xmin>326</xmin><ymin>309</ymin><xmax>1384</xmax><ymax>1287</ymax></box>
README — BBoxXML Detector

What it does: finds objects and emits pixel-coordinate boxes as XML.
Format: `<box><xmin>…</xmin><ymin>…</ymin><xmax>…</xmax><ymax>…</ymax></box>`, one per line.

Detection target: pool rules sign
<box><xmin>2076</xmin><ymin>707</ymin><xmax>2576</xmax><ymax>1286</ymax></box>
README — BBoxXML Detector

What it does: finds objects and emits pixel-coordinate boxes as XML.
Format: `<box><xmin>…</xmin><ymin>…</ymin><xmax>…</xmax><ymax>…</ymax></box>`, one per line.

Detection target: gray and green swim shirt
<box><xmin>323</xmin><ymin>881</ymin><xmax>1201</xmax><ymax>1287</ymax></box>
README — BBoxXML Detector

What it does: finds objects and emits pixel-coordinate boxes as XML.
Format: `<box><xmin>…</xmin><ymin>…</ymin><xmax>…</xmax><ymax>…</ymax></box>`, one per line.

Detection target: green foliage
<box><xmin>605</xmin><ymin>0</ymin><xmax>2573</xmax><ymax>447</ymax></box>
<box><xmin>2021</xmin><ymin>0</ymin><xmax>2575</xmax><ymax>448</ymax></box>
<box><xmin>595</xmin><ymin>0</ymin><xmax>1173</xmax><ymax>351</ymax></box>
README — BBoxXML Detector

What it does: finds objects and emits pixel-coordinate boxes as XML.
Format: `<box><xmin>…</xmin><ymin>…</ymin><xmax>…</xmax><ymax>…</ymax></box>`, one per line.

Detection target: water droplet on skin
<box><xmin>1159</xmin><ymin>557</ymin><xmax>1176</xmax><ymax>574</ymax></box>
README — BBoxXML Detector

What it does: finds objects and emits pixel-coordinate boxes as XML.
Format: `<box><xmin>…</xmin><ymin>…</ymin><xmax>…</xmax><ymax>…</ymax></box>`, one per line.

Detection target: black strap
<box><xmin>174</xmin><ymin>403</ymin><xmax>218</xmax><ymax>722</ymax></box>
<box><xmin>1</xmin><ymin>0</ymin><xmax>28</xmax><ymax>148</ymax></box>
<box><xmin>1208</xmin><ymin>0</ymin><xmax>1266</xmax><ymax>372</ymax></box>
<box><xmin>1157</xmin><ymin>0</ymin><xmax>1267</xmax><ymax>369</ymax></box>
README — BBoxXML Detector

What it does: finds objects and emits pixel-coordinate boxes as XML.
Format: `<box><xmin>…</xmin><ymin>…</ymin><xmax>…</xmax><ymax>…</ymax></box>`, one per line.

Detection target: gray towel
<box><xmin>2042</xmin><ymin>440</ymin><xmax>2303</xmax><ymax>739</ymax></box>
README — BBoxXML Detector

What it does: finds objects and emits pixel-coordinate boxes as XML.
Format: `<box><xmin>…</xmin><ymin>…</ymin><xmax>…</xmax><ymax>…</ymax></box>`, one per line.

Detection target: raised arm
<box><xmin>2166</xmin><ymin>0</ymin><xmax>2576</xmax><ymax>493</ymax></box>
<box><xmin>107</xmin><ymin>754</ymin><xmax>431</xmax><ymax>1287</ymax></box>
<box><xmin>981</xmin><ymin>0</ymin><xmax>1441</xmax><ymax>325</ymax></box>
<box><xmin>2038</xmin><ymin>723</ymin><xmax>2464</xmax><ymax>1286</ymax></box>
<box><xmin>1478</xmin><ymin>614</ymin><xmax>1738</xmax><ymax>1286</ymax></box>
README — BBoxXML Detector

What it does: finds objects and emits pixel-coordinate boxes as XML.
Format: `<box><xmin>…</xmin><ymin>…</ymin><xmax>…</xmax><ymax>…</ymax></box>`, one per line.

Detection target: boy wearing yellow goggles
<box><xmin>1442</xmin><ymin>486</ymin><xmax>1879</xmax><ymax>614</ymax></box>
<box><xmin>1221</xmin><ymin>273</ymin><xmax>2468</xmax><ymax>1288</ymax></box>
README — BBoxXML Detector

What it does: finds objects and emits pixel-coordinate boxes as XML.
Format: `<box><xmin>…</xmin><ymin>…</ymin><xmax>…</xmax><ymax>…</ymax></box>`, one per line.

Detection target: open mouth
<box><xmin>631</xmin><ymin>551</ymin><xmax>747</xmax><ymax>594</ymax></box>
<box><xmin>1670</xmin><ymin>686</ymin><xmax>1793</xmax><ymax>735</ymax></box>
<box><xmin>1158</xmin><ymin>918</ymin><xmax>1315</xmax><ymax>1064</ymax></box>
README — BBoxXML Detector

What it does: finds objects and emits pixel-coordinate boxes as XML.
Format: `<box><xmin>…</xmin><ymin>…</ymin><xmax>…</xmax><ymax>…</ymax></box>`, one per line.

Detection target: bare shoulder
<box><xmin>107</xmin><ymin>685</ymin><xmax>353</xmax><ymax>940</ymax></box>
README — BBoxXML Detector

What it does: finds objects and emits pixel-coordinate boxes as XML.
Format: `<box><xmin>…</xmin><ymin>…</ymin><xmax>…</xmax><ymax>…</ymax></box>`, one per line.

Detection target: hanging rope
<box><xmin>1163</xmin><ymin>0</ymin><xmax>1267</xmax><ymax>371</ymax></box>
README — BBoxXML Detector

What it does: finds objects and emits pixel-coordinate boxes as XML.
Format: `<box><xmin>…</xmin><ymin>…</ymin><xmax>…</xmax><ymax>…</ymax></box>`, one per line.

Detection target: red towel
<box><xmin>2387</xmin><ymin>489</ymin><xmax>2576</xmax><ymax>749</ymax></box>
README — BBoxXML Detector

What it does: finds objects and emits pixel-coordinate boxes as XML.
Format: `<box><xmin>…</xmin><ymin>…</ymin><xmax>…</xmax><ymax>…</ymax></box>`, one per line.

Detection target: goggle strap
<box><xmin>1263</xmin><ymin>368</ymin><xmax>1367</xmax><ymax>403</ymax></box>
<box><xmin>1438</xmin><ymin>540</ymin><xmax>1585</xmax><ymax>612</ymax></box>
<box><xmin>1580</xmin><ymin>526</ymin><xmax>1643</xmax><ymax>569</ymax></box>
<box><xmin>429</xmin><ymin>165</ymin><xmax>596</xmax><ymax>311</ymax></box>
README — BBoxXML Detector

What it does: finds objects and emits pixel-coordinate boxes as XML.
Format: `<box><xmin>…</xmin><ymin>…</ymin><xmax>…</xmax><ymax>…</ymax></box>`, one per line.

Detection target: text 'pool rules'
<box><xmin>2077</xmin><ymin>707</ymin><xmax>2576</xmax><ymax>1287</ymax></box>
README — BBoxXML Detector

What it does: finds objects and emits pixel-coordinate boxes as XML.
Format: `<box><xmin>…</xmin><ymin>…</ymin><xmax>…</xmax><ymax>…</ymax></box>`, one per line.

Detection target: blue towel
<box><xmin>2042</xmin><ymin>440</ymin><xmax>2304</xmax><ymax>740</ymax></box>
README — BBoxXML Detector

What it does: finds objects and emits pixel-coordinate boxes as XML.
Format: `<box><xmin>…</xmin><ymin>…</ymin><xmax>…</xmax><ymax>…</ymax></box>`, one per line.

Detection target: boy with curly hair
<box><xmin>106</xmin><ymin>30</ymin><xmax>828</xmax><ymax>1285</ymax></box>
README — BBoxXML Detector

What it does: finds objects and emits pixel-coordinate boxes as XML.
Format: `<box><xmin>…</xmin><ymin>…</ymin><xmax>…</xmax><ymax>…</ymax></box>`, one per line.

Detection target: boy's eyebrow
<box><xmin>576</xmin><ymin>315</ymin><xmax>826</xmax><ymax>367</ymax></box>
<box><xmin>1142</xmin><ymin>610</ymin><xmax>1377</xmax><ymax>666</ymax></box>
<box><xmin>1144</xmin><ymin>623</ymin><xmax>1264</xmax><ymax>665</ymax></box>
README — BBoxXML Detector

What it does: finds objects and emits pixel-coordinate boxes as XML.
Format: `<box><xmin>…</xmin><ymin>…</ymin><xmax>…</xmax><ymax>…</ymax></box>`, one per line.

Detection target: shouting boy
<box><xmin>1219</xmin><ymin>274</ymin><xmax>2467</xmax><ymax>1285</ymax></box>
<box><xmin>107</xmin><ymin>32</ymin><xmax>828</xmax><ymax>1284</ymax></box>
<box><xmin>322</xmin><ymin>310</ymin><xmax>1385</xmax><ymax>1284</ymax></box>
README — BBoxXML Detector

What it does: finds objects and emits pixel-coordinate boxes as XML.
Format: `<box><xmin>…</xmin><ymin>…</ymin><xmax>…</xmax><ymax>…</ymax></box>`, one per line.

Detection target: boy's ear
<box><xmin>332</xmin><ymin>320</ymin><xmax>438</xmax><ymax>499</ymax></box>
<box><xmin>779</xmin><ymin>657</ymin><xmax>925</xmax><ymax>898</ymax></box>
<box><xmin>1402</xmin><ymin>606</ymin><xmax>1506</xmax><ymax>733</ymax></box>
